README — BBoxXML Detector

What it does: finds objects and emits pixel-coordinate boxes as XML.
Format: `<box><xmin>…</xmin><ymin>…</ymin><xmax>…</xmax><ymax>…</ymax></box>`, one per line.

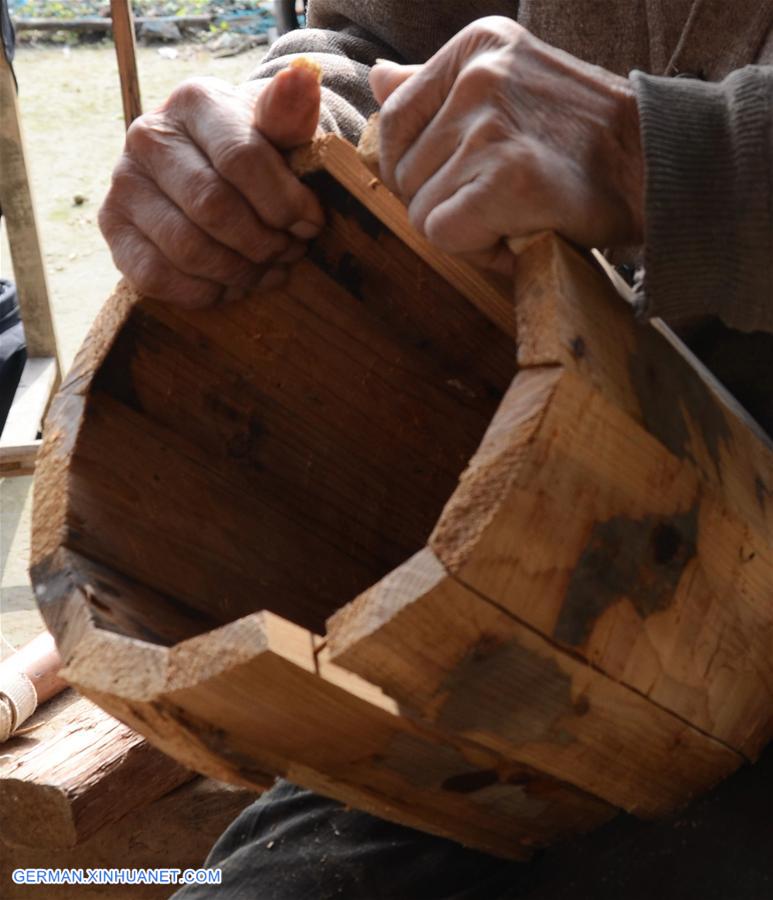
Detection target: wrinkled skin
<box><xmin>100</xmin><ymin>17</ymin><xmax>644</xmax><ymax>304</ymax></box>
<box><xmin>371</xmin><ymin>17</ymin><xmax>644</xmax><ymax>274</ymax></box>
<box><xmin>99</xmin><ymin>66</ymin><xmax>324</xmax><ymax>307</ymax></box>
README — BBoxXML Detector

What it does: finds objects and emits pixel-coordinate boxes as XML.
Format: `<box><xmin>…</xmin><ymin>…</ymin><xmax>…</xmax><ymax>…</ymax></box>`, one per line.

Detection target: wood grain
<box><xmin>110</xmin><ymin>0</ymin><xmax>142</xmax><ymax>130</ymax></box>
<box><xmin>0</xmin><ymin>690</ymin><xmax>191</xmax><ymax>849</ymax></box>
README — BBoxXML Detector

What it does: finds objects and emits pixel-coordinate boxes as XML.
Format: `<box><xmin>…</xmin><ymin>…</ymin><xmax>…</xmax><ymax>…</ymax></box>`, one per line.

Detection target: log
<box><xmin>28</xmin><ymin>131</ymin><xmax>773</xmax><ymax>855</ymax></box>
<box><xmin>0</xmin><ymin>690</ymin><xmax>193</xmax><ymax>849</ymax></box>
<box><xmin>0</xmin><ymin>776</ymin><xmax>255</xmax><ymax>899</ymax></box>
<box><xmin>12</xmin><ymin>15</ymin><xmax>214</xmax><ymax>33</ymax></box>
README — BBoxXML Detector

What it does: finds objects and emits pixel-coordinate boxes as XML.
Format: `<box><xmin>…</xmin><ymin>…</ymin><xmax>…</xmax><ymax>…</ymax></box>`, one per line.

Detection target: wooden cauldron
<box><xmin>30</xmin><ymin>135</ymin><xmax>773</xmax><ymax>858</ymax></box>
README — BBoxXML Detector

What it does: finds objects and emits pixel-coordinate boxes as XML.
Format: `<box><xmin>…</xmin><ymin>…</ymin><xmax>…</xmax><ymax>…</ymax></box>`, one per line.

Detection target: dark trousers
<box><xmin>172</xmin><ymin>741</ymin><xmax>773</xmax><ymax>900</ymax></box>
<box><xmin>171</xmin><ymin>779</ymin><xmax>524</xmax><ymax>899</ymax></box>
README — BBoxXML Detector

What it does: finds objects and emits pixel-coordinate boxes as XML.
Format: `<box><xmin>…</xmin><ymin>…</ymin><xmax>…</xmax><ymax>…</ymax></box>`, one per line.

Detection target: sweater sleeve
<box><xmin>630</xmin><ymin>67</ymin><xmax>773</xmax><ymax>333</ymax></box>
<box><xmin>244</xmin><ymin>1</ymin><xmax>514</xmax><ymax>143</ymax></box>
<box><xmin>245</xmin><ymin>25</ymin><xmax>396</xmax><ymax>143</ymax></box>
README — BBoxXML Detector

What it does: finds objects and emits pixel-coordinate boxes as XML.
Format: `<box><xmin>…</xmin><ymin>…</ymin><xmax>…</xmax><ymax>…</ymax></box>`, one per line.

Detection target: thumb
<box><xmin>370</xmin><ymin>60</ymin><xmax>421</xmax><ymax>105</ymax></box>
<box><xmin>254</xmin><ymin>62</ymin><xmax>321</xmax><ymax>149</ymax></box>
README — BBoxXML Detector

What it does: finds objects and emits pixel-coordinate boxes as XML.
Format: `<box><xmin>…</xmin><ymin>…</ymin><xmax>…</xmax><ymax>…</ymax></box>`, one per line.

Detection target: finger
<box><xmin>458</xmin><ymin>244</ymin><xmax>516</xmax><ymax>276</ymax></box>
<box><xmin>369</xmin><ymin>61</ymin><xmax>421</xmax><ymax>104</ymax></box>
<box><xmin>422</xmin><ymin>180</ymin><xmax>504</xmax><ymax>256</ymax></box>
<box><xmin>377</xmin><ymin>34</ymin><xmax>492</xmax><ymax>194</ymax></box>
<box><xmin>167</xmin><ymin>81</ymin><xmax>324</xmax><ymax>234</ymax></box>
<box><xmin>254</xmin><ymin>62</ymin><xmax>322</xmax><ymax>148</ymax></box>
<box><xmin>125</xmin><ymin>126</ymin><xmax>292</xmax><ymax>264</ymax></box>
<box><xmin>390</xmin><ymin>97</ymin><xmax>466</xmax><ymax>203</ymax></box>
<box><xmin>112</xmin><ymin>170</ymin><xmax>265</xmax><ymax>289</ymax></box>
<box><xmin>99</xmin><ymin>208</ymin><xmax>222</xmax><ymax>308</ymax></box>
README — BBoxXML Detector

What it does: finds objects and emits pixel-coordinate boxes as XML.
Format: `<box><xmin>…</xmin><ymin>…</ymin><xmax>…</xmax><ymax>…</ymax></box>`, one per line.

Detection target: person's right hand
<box><xmin>98</xmin><ymin>65</ymin><xmax>325</xmax><ymax>307</ymax></box>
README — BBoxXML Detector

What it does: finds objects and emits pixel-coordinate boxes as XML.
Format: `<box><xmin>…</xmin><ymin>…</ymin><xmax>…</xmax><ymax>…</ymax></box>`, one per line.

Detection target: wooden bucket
<box><xmin>30</xmin><ymin>135</ymin><xmax>773</xmax><ymax>859</ymax></box>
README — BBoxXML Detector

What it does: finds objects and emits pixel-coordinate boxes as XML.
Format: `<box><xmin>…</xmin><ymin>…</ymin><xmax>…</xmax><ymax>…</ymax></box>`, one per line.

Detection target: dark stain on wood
<box><xmin>304</xmin><ymin>170</ymin><xmax>386</xmax><ymax>241</ymax></box>
<box><xmin>91</xmin><ymin>323</ymin><xmax>141</xmax><ymax>412</ymax></box>
<box><xmin>554</xmin><ymin>505</ymin><xmax>699</xmax><ymax>647</ymax></box>
<box><xmin>755</xmin><ymin>475</ymin><xmax>771</xmax><ymax>513</ymax></box>
<box><xmin>629</xmin><ymin>335</ymin><xmax>732</xmax><ymax>474</ymax></box>
<box><xmin>442</xmin><ymin>769</ymin><xmax>500</xmax><ymax>793</ymax></box>
<box><xmin>380</xmin><ymin>732</ymin><xmax>482</xmax><ymax>790</ymax></box>
<box><xmin>437</xmin><ymin>638</ymin><xmax>577</xmax><ymax>747</ymax></box>
<box><xmin>570</xmin><ymin>336</ymin><xmax>586</xmax><ymax>359</ymax></box>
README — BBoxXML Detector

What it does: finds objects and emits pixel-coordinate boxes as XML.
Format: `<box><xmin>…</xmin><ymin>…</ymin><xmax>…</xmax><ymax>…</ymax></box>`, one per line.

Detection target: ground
<box><xmin>0</xmin><ymin>41</ymin><xmax>268</xmax><ymax>657</ymax></box>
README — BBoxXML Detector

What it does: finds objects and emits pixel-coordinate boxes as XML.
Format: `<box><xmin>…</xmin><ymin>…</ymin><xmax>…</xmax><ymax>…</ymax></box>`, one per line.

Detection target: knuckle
<box><xmin>459</xmin><ymin>59</ymin><xmax>503</xmax><ymax>96</ymax></box>
<box><xmin>124</xmin><ymin>115</ymin><xmax>156</xmax><ymax>157</ymax></box>
<box><xmin>215</xmin><ymin>140</ymin><xmax>256</xmax><ymax>183</ymax></box>
<box><xmin>131</xmin><ymin>255</ymin><xmax>165</xmax><ymax>297</ymax></box>
<box><xmin>169</xmin><ymin>76</ymin><xmax>215</xmax><ymax>110</ymax></box>
<box><xmin>172</xmin><ymin>231</ymin><xmax>208</xmax><ymax>272</ymax></box>
<box><xmin>466</xmin><ymin>16</ymin><xmax>522</xmax><ymax>44</ymax></box>
<box><xmin>186</xmin><ymin>177</ymin><xmax>232</xmax><ymax>231</ymax></box>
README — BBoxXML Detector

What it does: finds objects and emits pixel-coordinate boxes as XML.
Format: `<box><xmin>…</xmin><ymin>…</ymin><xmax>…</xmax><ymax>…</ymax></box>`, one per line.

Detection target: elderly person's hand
<box><xmin>370</xmin><ymin>17</ymin><xmax>644</xmax><ymax>274</ymax></box>
<box><xmin>99</xmin><ymin>65</ymin><xmax>324</xmax><ymax>307</ymax></box>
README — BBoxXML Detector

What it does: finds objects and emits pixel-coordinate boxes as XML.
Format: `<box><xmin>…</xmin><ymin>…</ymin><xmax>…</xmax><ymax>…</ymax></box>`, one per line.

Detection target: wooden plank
<box><xmin>327</xmin><ymin>547</ymin><xmax>742</xmax><ymax>816</ymax></box>
<box><xmin>12</xmin><ymin>14</ymin><xmax>213</xmax><ymax>32</ymax></box>
<box><xmin>0</xmin><ymin>356</ymin><xmax>56</xmax><ymax>445</ymax></box>
<box><xmin>31</xmin><ymin>165</ymin><xmax>516</xmax><ymax>634</ymax></box>
<box><xmin>0</xmin><ymin>51</ymin><xmax>60</xmax><ymax>366</ymax></box>
<box><xmin>514</xmin><ymin>235</ymin><xmax>773</xmax><ymax>538</ymax></box>
<box><xmin>0</xmin><ymin>776</ymin><xmax>254</xmax><ymax>900</ymax></box>
<box><xmin>110</xmin><ymin>0</ymin><xmax>142</xmax><ymax>130</ymax></box>
<box><xmin>0</xmin><ymin>440</ymin><xmax>39</xmax><ymax>476</ymax></box>
<box><xmin>292</xmin><ymin>135</ymin><xmax>517</xmax><ymax>340</ymax></box>
<box><xmin>0</xmin><ymin>690</ymin><xmax>192</xmax><ymax>849</ymax></box>
<box><xmin>48</xmin><ymin>590</ymin><xmax>613</xmax><ymax>857</ymax></box>
<box><xmin>421</xmin><ymin>236</ymin><xmax>773</xmax><ymax>757</ymax></box>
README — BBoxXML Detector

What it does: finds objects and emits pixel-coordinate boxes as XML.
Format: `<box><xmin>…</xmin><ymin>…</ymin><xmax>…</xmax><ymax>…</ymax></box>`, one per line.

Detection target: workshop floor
<box><xmin>0</xmin><ymin>41</ymin><xmax>268</xmax><ymax>658</ymax></box>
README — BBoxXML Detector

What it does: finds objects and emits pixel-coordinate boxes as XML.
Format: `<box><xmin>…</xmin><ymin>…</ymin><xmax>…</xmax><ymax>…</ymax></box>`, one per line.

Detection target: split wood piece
<box><xmin>32</xmin><ymin>558</ymin><xmax>614</xmax><ymax>859</ymax></box>
<box><xmin>387</xmin><ymin>233</ymin><xmax>773</xmax><ymax>758</ymax></box>
<box><xmin>0</xmin><ymin>777</ymin><xmax>255</xmax><ymax>900</ymax></box>
<box><xmin>32</xmin><ymin>135</ymin><xmax>516</xmax><ymax>637</ymax></box>
<box><xmin>0</xmin><ymin>356</ymin><xmax>57</xmax><ymax>475</ymax></box>
<box><xmin>327</xmin><ymin>546</ymin><xmax>742</xmax><ymax>816</ymax></box>
<box><xmin>291</xmin><ymin>133</ymin><xmax>516</xmax><ymax>340</ymax></box>
<box><xmin>110</xmin><ymin>0</ymin><xmax>143</xmax><ymax>129</ymax></box>
<box><xmin>0</xmin><ymin>690</ymin><xmax>192</xmax><ymax>849</ymax></box>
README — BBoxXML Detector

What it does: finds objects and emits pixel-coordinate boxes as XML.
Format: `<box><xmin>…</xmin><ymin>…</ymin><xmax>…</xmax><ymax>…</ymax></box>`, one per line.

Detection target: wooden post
<box><xmin>0</xmin><ymin>41</ymin><xmax>61</xmax><ymax>476</ymax></box>
<box><xmin>110</xmin><ymin>0</ymin><xmax>142</xmax><ymax>130</ymax></box>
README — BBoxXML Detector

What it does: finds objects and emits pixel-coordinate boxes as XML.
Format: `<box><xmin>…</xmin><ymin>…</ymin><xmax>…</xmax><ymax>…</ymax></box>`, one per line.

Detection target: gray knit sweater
<box><xmin>250</xmin><ymin>0</ymin><xmax>773</xmax><ymax>334</ymax></box>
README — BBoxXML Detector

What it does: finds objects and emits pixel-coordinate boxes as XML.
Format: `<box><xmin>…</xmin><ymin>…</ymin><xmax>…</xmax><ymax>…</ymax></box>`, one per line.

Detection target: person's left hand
<box><xmin>370</xmin><ymin>17</ymin><xmax>644</xmax><ymax>273</ymax></box>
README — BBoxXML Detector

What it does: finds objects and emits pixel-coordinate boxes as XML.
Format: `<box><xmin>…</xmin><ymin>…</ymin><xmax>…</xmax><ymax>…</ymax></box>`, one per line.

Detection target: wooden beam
<box><xmin>0</xmin><ymin>440</ymin><xmax>38</xmax><ymax>476</ymax></box>
<box><xmin>0</xmin><ymin>356</ymin><xmax>56</xmax><ymax>445</ymax></box>
<box><xmin>0</xmin><ymin>50</ymin><xmax>60</xmax><ymax>367</ymax></box>
<box><xmin>12</xmin><ymin>14</ymin><xmax>214</xmax><ymax>32</ymax></box>
<box><xmin>0</xmin><ymin>690</ymin><xmax>193</xmax><ymax>849</ymax></box>
<box><xmin>0</xmin><ymin>776</ymin><xmax>255</xmax><ymax>900</ymax></box>
<box><xmin>33</xmin><ymin>568</ymin><xmax>614</xmax><ymax>859</ymax></box>
<box><xmin>0</xmin><ymin>357</ymin><xmax>57</xmax><ymax>477</ymax></box>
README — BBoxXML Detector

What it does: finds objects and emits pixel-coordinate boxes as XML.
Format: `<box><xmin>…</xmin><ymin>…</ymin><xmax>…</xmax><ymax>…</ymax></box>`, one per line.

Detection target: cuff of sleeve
<box><xmin>630</xmin><ymin>68</ymin><xmax>773</xmax><ymax>332</ymax></box>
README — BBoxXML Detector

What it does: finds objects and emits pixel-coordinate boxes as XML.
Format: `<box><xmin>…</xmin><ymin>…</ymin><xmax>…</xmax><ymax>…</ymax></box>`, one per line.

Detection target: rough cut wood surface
<box><xmin>37</xmin><ymin>572</ymin><xmax>615</xmax><ymax>859</ymax></box>
<box><xmin>28</xmin><ymin>132</ymin><xmax>773</xmax><ymax>855</ymax></box>
<box><xmin>327</xmin><ymin>547</ymin><xmax>740</xmax><ymax>816</ymax></box>
<box><xmin>0</xmin><ymin>777</ymin><xmax>254</xmax><ymax>899</ymax></box>
<box><xmin>416</xmin><ymin>236</ymin><xmax>773</xmax><ymax>757</ymax></box>
<box><xmin>0</xmin><ymin>690</ymin><xmax>192</xmax><ymax>849</ymax></box>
